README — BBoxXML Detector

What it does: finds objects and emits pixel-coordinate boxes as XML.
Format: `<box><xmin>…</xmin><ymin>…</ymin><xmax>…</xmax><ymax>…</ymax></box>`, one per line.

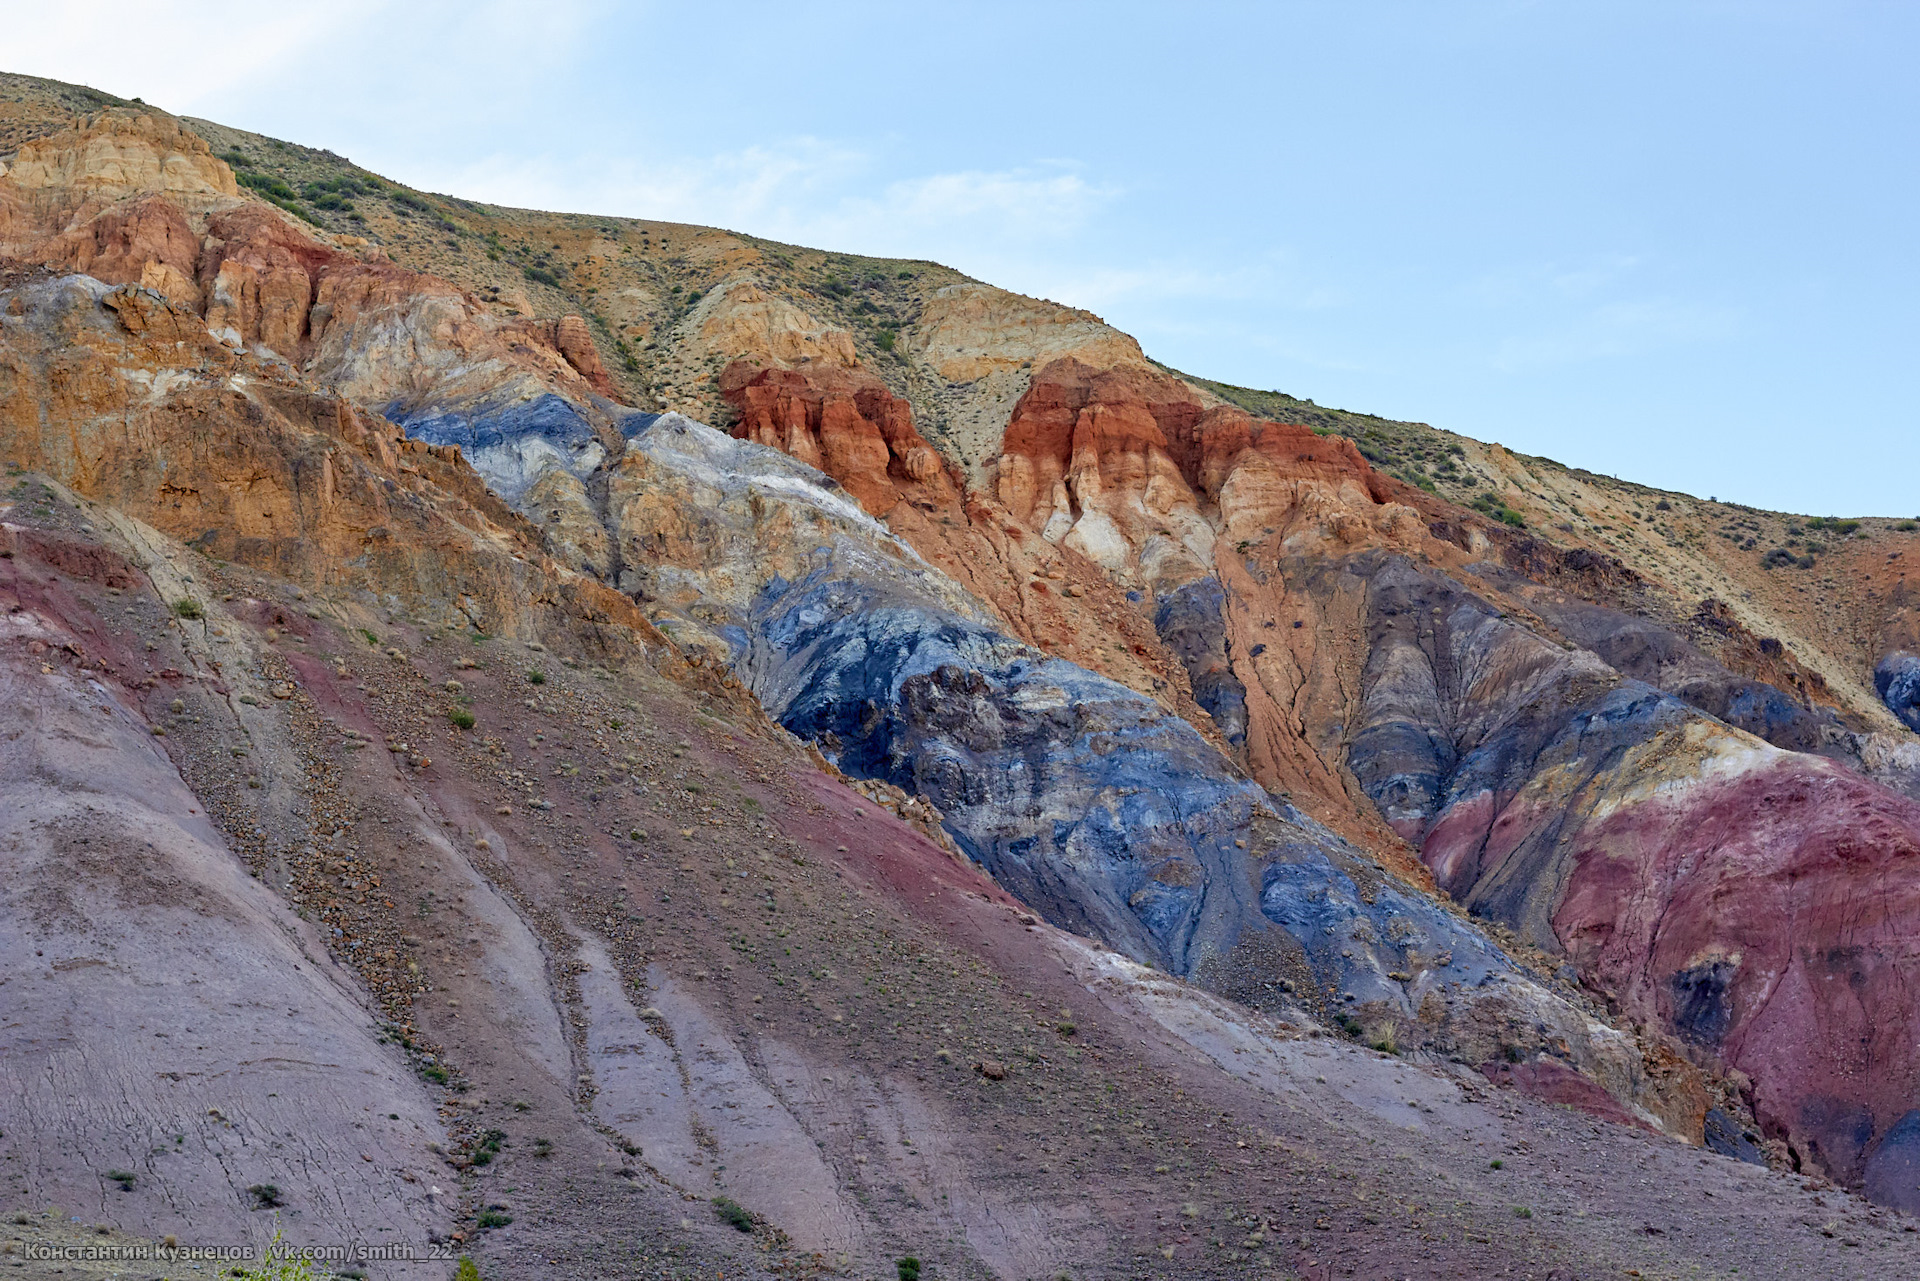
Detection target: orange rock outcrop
<box><xmin>0</xmin><ymin>112</ymin><xmax>614</xmax><ymax>406</ymax></box>
<box><xmin>991</xmin><ymin>357</ymin><xmax>1419</xmax><ymax>584</ymax></box>
<box><xmin>721</xmin><ymin>360</ymin><xmax>955</xmax><ymax>515</ymax></box>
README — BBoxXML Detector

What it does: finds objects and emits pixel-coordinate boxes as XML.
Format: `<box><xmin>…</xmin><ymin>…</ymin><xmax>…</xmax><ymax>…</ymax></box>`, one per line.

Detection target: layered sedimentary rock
<box><xmin>715</xmin><ymin>358</ymin><xmax>1225</xmax><ymax>726</ymax></box>
<box><xmin>18</xmin><ymin>89</ymin><xmax>1920</xmax><ymax>1213</ymax></box>
<box><xmin>687</xmin><ymin>277</ymin><xmax>860</xmax><ymax>369</ymax></box>
<box><xmin>0</xmin><ymin>270</ymin><xmax>652</xmax><ymax>654</ymax></box>
<box><xmin>0</xmin><ymin>110</ymin><xmax>630</xmax><ymax>585</ymax></box>
<box><xmin>912</xmin><ymin>283</ymin><xmax>1148</xmax><ymax>385</ymax></box>
<box><xmin>591</xmin><ymin>415</ymin><xmax>1684</xmax><ymax>1123</ymax></box>
<box><xmin>720</xmin><ymin>339</ymin><xmax>1920</xmax><ymax>1196</ymax></box>
<box><xmin>16</xmin><ymin>73</ymin><xmax>1920</xmax><ymax>1270</ymax></box>
<box><xmin>1332</xmin><ymin>551</ymin><xmax>1920</xmax><ymax>1197</ymax></box>
<box><xmin>0</xmin><ymin>109</ymin><xmax>236</xmax><ymax>209</ymax></box>
<box><xmin>721</xmin><ymin>359</ymin><xmax>954</xmax><ymax>515</ymax></box>
<box><xmin>989</xmin><ymin>358</ymin><xmax>1422</xmax><ymax>587</ymax></box>
<box><xmin>992</xmin><ymin>358</ymin><xmax>1217</xmax><ymax>585</ymax></box>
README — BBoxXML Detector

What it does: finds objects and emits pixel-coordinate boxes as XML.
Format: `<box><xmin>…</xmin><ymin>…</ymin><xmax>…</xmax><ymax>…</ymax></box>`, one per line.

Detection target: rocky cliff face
<box><xmin>721</xmin><ymin>360</ymin><xmax>953</xmax><ymax>514</ymax></box>
<box><xmin>0</xmin><ymin>260</ymin><xmax>1764</xmax><ymax>1276</ymax></box>
<box><xmin>0</xmin><ymin>269</ymin><xmax>647</xmax><ymax>655</ymax></box>
<box><xmin>8</xmin><ymin>70</ymin><xmax>1920</xmax><ymax>1264</ymax></box>
<box><xmin>596</xmin><ymin>415</ymin><xmax>1670</xmax><ymax>1121</ymax></box>
<box><xmin>700</xmin><ymin>312</ymin><xmax>1920</xmax><ymax>1201</ymax></box>
<box><xmin>1331</xmin><ymin>550</ymin><xmax>1920</xmax><ymax>1187</ymax></box>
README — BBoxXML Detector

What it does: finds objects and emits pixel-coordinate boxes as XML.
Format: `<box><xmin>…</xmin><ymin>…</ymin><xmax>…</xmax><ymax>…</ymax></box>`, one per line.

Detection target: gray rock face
<box><xmin>722</xmin><ymin>527</ymin><xmax>1632</xmax><ymax>1079</ymax></box>
<box><xmin>1152</xmin><ymin>576</ymin><xmax>1248</xmax><ymax>746</ymax></box>
<box><xmin>1876</xmin><ymin>651</ymin><xmax>1920</xmax><ymax>732</ymax></box>
<box><xmin>1864</xmin><ymin>1109</ymin><xmax>1920</xmax><ymax>1213</ymax></box>
<box><xmin>396</xmin><ymin>393</ymin><xmax>626</xmax><ymax>503</ymax></box>
<box><xmin>1468</xmin><ymin>560</ymin><xmax>1851</xmax><ymax>756</ymax></box>
<box><xmin>1258</xmin><ymin>850</ymin><xmax>1518</xmax><ymax>1004</ymax></box>
<box><xmin>748</xmin><ymin>582</ymin><xmax>1278</xmax><ymax>971</ymax></box>
<box><xmin>396</xmin><ymin>408</ymin><xmax>1656</xmax><ymax>1103</ymax></box>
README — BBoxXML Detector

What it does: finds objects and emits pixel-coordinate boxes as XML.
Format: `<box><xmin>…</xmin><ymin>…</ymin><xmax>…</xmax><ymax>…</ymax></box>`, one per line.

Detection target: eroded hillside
<box><xmin>4</xmin><ymin>68</ymin><xmax>1920</xmax><ymax>1278</ymax></box>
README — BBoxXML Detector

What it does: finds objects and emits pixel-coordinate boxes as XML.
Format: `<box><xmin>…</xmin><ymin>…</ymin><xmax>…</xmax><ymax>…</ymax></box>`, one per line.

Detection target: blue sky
<box><xmin>12</xmin><ymin>1</ymin><xmax>1915</xmax><ymax>514</ymax></box>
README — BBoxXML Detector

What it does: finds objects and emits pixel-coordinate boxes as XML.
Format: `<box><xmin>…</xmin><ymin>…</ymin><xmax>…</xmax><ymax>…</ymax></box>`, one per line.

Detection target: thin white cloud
<box><xmin>1459</xmin><ymin>254</ymin><xmax>1743</xmax><ymax>371</ymax></box>
<box><xmin>1037</xmin><ymin>257</ymin><xmax>1345</xmax><ymax>315</ymax></box>
<box><xmin>1</xmin><ymin>1</ymin><xmax>372</xmax><ymax>107</ymax></box>
<box><xmin>817</xmin><ymin>168</ymin><xmax>1114</xmax><ymax>247</ymax></box>
<box><xmin>419</xmin><ymin>144</ymin><xmax>1118</xmax><ymax>267</ymax></box>
<box><xmin>1549</xmin><ymin>254</ymin><xmax>1643</xmax><ymax>298</ymax></box>
<box><xmin>1490</xmin><ymin>296</ymin><xmax>1745</xmax><ymax>370</ymax></box>
<box><xmin>1</xmin><ymin>0</ymin><xmax>607</xmax><ymax>140</ymax></box>
<box><xmin>426</xmin><ymin>138</ymin><xmax>871</xmax><ymax>228</ymax></box>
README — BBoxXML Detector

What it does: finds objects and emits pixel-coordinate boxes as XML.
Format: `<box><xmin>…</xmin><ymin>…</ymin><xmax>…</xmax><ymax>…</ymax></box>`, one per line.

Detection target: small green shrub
<box><xmin>1900</xmin><ymin>521</ymin><xmax>1919</xmax><ymax>532</ymax></box>
<box><xmin>454</xmin><ymin>1260</ymin><xmax>482</xmax><ymax>1281</ymax></box>
<box><xmin>357</xmin><ymin>628</ymin><xmax>379</xmax><ymax>646</ymax></box>
<box><xmin>897</xmin><ymin>1256</ymin><xmax>922</xmax><ymax>1281</ymax></box>
<box><xmin>1512</xmin><ymin>1205</ymin><xmax>1532</xmax><ymax>1218</ymax></box>
<box><xmin>106</xmin><ymin>1169</ymin><xmax>135</xmax><ymax>1190</ymax></box>
<box><xmin>448</xmin><ymin>708</ymin><xmax>476</xmax><ymax>730</ymax></box>
<box><xmin>236</xmin><ymin>171</ymin><xmax>298</xmax><ymax>201</ymax></box>
<box><xmin>476</xmin><ymin>1209</ymin><xmax>512</xmax><ymax>1229</ymax></box>
<box><xmin>248</xmin><ymin>1182</ymin><xmax>284</xmax><ymax>1207</ymax></box>
<box><xmin>712</xmin><ymin>1196</ymin><xmax>754</xmax><ymax>1232</ymax></box>
<box><xmin>526</xmin><ymin>669</ymin><xmax>546</xmax><ymax>685</ymax></box>
<box><xmin>420</xmin><ymin>1063</ymin><xmax>450</xmax><ymax>1086</ymax></box>
<box><xmin>1489</xmin><ymin>1159</ymin><xmax>1504</xmax><ymax>1170</ymax></box>
<box><xmin>171</xmin><ymin>598</ymin><xmax>204</xmax><ymax>619</ymax></box>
